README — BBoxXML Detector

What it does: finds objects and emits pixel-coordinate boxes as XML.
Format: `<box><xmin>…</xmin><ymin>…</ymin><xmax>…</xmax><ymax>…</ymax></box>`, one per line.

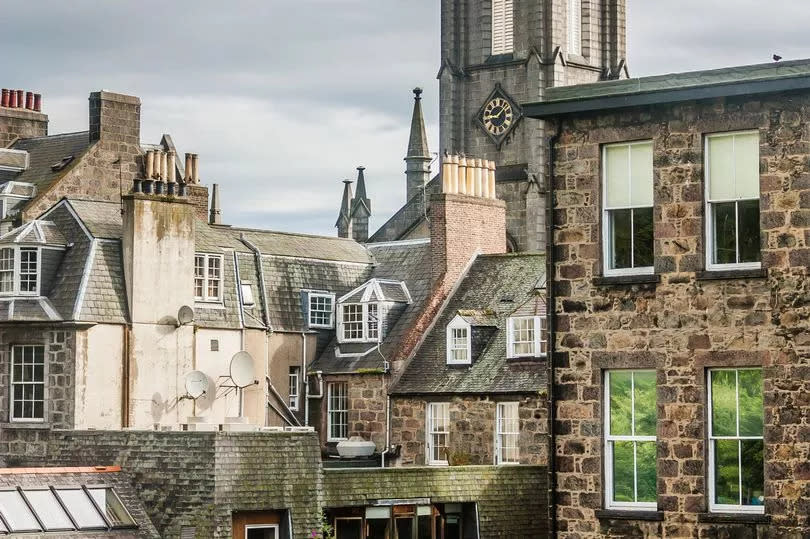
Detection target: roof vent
<box><xmin>0</xmin><ymin>148</ymin><xmax>29</xmax><ymax>172</ymax></box>
<box><xmin>50</xmin><ymin>155</ymin><xmax>75</xmax><ymax>171</ymax></box>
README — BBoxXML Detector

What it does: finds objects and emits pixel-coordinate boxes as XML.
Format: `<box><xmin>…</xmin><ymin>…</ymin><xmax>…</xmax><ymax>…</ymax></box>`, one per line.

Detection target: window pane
<box><xmin>25</xmin><ymin>490</ymin><xmax>74</xmax><ymax>530</ymax></box>
<box><xmin>609</xmin><ymin>209</ymin><xmax>632</xmax><ymax>270</ymax></box>
<box><xmin>709</xmin><ymin>135</ymin><xmax>735</xmax><ymax>200</ymax></box>
<box><xmin>636</xmin><ymin>441</ymin><xmax>657</xmax><ymax>503</ymax></box>
<box><xmin>712</xmin><ymin>202</ymin><xmax>737</xmax><ymax>265</ymax></box>
<box><xmin>609</xmin><ymin>371</ymin><xmax>632</xmax><ymax>436</ymax></box>
<box><xmin>612</xmin><ymin>441</ymin><xmax>634</xmax><ymax>502</ymax></box>
<box><xmin>88</xmin><ymin>488</ymin><xmax>135</xmax><ymax>527</ymax></box>
<box><xmin>738</xmin><ymin>369</ymin><xmax>763</xmax><ymax>436</ymax></box>
<box><xmin>0</xmin><ymin>490</ymin><xmax>40</xmax><ymax>531</ymax></box>
<box><xmin>740</xmin><ymin>439</ymin><xmax>764</xmax><ymax>506</ymax></box>
<box><xmin>629</xmin><ymin>143</ymin><xmax>653</xmax><ymax>207</ymax></box>
<box><xmin>605</xmin><ymin>145</ymin><xmax>630</xmax><ymax>208</ymax></box>
<box><xmin>711</xmin><ymin>370</ymin><xmax>737</xmax><ymax>436</ymax></box>
<box><xmin>633</xmin><ymin>371</ymin><xmax>656</xmax><ymax>437</ymax></box>
<box><xmin>714</xmin><ymin>439</ymin><xmax>740</xmax><ymax>505</ymax></box>
<box><xmin>56</xmin><ymin>489</ymin><xmax>106</xmax><ymax>529</ymax></box>
<box><xmin>738</xmin><ymin>199</ymin><xmax>761</xmax><ymax>263</ymax></box>
<box><xmin>734</xmin><ymin>132</ymin><xmax>760</xmax><ymax>199</ymax></box>
<box><xmin>632</xmin><ymin>207</ymin><xmax>654</xmax><ymax>268</ymax></box>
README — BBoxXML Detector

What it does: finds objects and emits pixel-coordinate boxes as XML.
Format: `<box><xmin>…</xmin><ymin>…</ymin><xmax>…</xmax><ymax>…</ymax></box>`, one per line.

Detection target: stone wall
<box><xmin>0</xmin><ymin>327</ymin><xmax>75</xmax><ymax>463</ymax></box>
<box><xmin>318</xmin><ymin>373</ymin><xmax>388</xmax><ymax>452</ymax></box>
<box><xmin>322</xmin><ymin>465</ymin><xmax>548</xmax><ymax>538</ymax></box>
<box><xmin>390</xmin><ymin>395</ymin><xmax>547</xmax><ymax>466</ymax></box>
<box><xmin>0</xmin><ymin>105</ymin><xmax>47</xmax><ymax>148</ymax></box>
<box><xmin>551</xmin><ymin>93</ymin><xmax>810</xmax><ymax>537</ymax></box>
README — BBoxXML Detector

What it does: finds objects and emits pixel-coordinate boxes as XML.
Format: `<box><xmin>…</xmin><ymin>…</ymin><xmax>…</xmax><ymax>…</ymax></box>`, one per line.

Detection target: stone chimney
<box><xmin>87</xmin><ymin>91</ymin><xmax>141</xmax><ymax>190</ymax></box>
<box><xmin>209</xmin><ymin>183</ymin><xmax>222</xmax><ymax>225</ymax></box>
<box><xmin>336</xmin><ymin>179</ymin><xmax>354</xmax><ymax>239</ymax></box>
<box><xmin>0</xmin><ymin>87</ymin><xmax>48</xmax><ymax>147</ymax></box>
<box><xmin>350</xmin><ymin>166</ymin><xmax>371</xmax><ymax>243</ymax></box>
<box><xmin>404</xmin><ymin>87</ymin><xmax>431</xmax><ymax>203</ymax></box>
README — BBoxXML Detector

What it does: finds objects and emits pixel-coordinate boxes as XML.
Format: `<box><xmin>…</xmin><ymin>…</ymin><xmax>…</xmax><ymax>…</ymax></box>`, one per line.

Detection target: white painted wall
<box><xmin>192</xmin><ymin>328</ymin><xmax>247</xmax><ymax>423</ymax></box>
<box><xmin>74</xmin><ymin>324</ymin><xmax>124</xmax><ymax>429</ymax></box>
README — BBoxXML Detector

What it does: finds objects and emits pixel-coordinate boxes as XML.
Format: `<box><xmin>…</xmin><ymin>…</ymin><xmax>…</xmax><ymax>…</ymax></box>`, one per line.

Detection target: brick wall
<box><xmin>322</xmin><ymin>465</ymin><xmax>548</xmax><ymax>538</ymax></box>
<box><xmin>551</xmin><ymin>93</ymin><xmax>810</xmax><ymax>537</ymax></box>
<box><xmin>390</xmin><ymin>395</ymin><xmax>547</xmax><ymax>466</ymax></box>
<box><xmin>0</xmin><ymin>106</ymin><xmax>47</xmax><ymax>148</ymax></box>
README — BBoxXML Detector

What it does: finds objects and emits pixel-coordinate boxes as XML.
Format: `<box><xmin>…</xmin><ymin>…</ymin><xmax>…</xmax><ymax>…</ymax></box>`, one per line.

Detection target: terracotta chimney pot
<box><xmin>145</xmin><ymin>150</ymin><xmax>155</xmax><ymax>179</ymax></box>
<box><xmin>449</xmin><ymin>154</ymin><xmax>459</xmax><ymax>194</ymax></box>
<box><xmin>488</xmin><ymin>161</ymin><xmax>497</xmax><ymax>199</ymax></box>
<box><xmin>15</xmin><ymin>90</ymin><xmax>23</xmax><ymax>108</ymax></box>
<box><xmin>33</xmin><ymin>93</ymin><xmax>42</xmax><ymax>112</ymax></box>
<box><xmin>457</xmin><ymin>156</ymin><xmax>467</xmax><ymax>195</ymax></box>
<box><xmin>25</xmin><ymin>91</ymin><xmax>33</xmax><ymax>110</ymax></box>
<box><xmin>8</xmin><ymin>90</ymin><xmax>17</xmax><ymax>108</ymax></box>
<box><xmin>0</xmin><ymin>89</ymin><xmax>8</xmax><ymax>108</ymax></box>
<box><xmin>191</xmin><ymin>154</ymin><xmax>200</xmax><ymax>183</ymax></box>
<box><xmin>184</xmin><ymin>153</ymin><xmax>193</xmax><ymax>182</ymax></box>
<box><xmin>167</xmin><ymin>151</ymin><xmax>176</xmax><ymax>183</ymax></box>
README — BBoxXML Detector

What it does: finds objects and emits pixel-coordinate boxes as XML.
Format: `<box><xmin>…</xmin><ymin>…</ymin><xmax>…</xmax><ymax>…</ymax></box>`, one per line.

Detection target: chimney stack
<box><xmin>209</xmin><ymin>183</ymin><xmax>222</xmax><ymax>225</ymax></box>
<box><xmin>0</xmin><ymin>87</ymin><xmax>48</xmax><ymax>147</ymax></box>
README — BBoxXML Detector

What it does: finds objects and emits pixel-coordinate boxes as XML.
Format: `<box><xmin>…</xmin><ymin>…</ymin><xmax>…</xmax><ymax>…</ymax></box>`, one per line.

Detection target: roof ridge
<box><xmin>15</xmin><ymin>130</ymin><xmax>89</xmax><ymax>142</ymax></box>
<box><xmin>478</xmin><ymin>252</ymin><xmax>546</xmax><ymax>258</ymax></box>
<box><xmin>215</xmin><ymin>223</ymin><xmax>365</xmax><ymax>243</ymax></box>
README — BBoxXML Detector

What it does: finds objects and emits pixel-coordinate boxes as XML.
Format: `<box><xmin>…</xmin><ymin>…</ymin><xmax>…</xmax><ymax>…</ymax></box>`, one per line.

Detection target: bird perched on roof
<box><xmin>773</xmin><ymin>54</ymin><xmax>783</xmax><ymax>62</ymax></box>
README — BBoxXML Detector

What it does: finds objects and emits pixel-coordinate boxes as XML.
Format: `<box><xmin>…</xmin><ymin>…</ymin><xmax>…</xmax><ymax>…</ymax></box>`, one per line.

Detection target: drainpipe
<box><xmin>546</xmin><ymin>119</ymin><xmax>562</xmax><ymax>538</ymax></box>
<box><xmin>302</xmin><ymin>332</ymin><xmax>309</xmax><ymax>426</ymax></box>
<box><xmin>122</xmin><ymin>325</ymin><xmax>131</xmax><ymax>428</ymax></box>
<box><xmin>377</xmin><ymin>343</ymin><xmax>391</xmax><ymax>468</ymax></box>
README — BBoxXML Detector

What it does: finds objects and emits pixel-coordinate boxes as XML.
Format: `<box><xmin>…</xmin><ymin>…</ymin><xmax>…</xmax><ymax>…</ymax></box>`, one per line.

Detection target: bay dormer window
<box><xmin>0</xmin><ymin>246</ymin><xmax>39</xmax><ymax>296</ymax></box>
<box><xmin>194</xmin><ymin>253</ymin><xmax>223</xmax><ymax>302</ymax></box>
<box><xmin>506</xmin><ymin>316</ymin><xmax>547</xmax><ymax>359</ymax></box>
<box><xmin>336</xmin><ymin>279</ymin><xmax>409</xmax><ymax>344</ymax></box>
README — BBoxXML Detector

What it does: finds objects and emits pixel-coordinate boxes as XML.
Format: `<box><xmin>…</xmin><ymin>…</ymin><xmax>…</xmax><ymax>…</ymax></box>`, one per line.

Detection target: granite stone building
<box><xmin>526</xmin><ymin>60</ymin><xmax>810</xmax><ymax>537</ymax></box>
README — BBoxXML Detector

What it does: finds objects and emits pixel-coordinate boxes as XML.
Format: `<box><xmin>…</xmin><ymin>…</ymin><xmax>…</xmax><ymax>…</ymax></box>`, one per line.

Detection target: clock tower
<box><xmin>439</xmin><ymin>0</ymin><xmax>627</xmax><ymax>251</ymax></box>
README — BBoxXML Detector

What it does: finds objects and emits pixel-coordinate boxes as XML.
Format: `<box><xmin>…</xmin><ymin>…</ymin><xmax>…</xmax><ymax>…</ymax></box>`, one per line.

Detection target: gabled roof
<box><xmin>0</xmin><ymin>219</ymin><xmax>66</xmax><ymax>245</ymax></box>
<box><xmin>392</xmin><ymin>253</ymin><xmax>547</xmax><ymax>395</ymax></box>
<box><xmin>338</xmin><ymin>278</ymin><xmax>411</xmax><ymax>304</ymax></box>
<box><xmin>8</xmin><ymin>131</ymin><xmax>92</xmax><ymax>192</ymax></box>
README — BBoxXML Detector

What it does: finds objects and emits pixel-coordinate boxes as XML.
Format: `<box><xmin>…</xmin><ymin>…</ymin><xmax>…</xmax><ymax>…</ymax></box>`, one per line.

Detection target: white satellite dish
<box><xmin>184</xmin><ymin>370</ymin><xmax>208</xmax><ymax>399</ymax></box>
<box><xmin>177</xmin><ymin>305</ymin><xmax>195</xmax><ymax>326</ymax></box>
<box><xmin>230</xmin><ymin>351</ymin><xmax>255</xmax><ymax>388</ymax></box>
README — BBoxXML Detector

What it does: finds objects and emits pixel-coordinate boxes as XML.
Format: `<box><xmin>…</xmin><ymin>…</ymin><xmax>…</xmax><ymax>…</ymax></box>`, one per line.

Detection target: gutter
<box><xmin>546</xmin><ymin>119</ymin><xmax>562</xmax><ymax>537</ymax></box>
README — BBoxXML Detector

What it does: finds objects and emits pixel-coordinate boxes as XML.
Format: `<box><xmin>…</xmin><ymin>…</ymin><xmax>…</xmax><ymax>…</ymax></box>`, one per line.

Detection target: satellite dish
<box><xmin>230</xmin><ymin>351</ymin><xmax>255</xmax><ymax>388</ymax></box>
<box><xmin>177</xmin><ymin>305</ymin><xmax>194</xmax><ymax>326</ymax></box>
<box><xmin>184</xmin><ymin>370</ymin><xmax>208</xmax><ymax>399</ymax></box>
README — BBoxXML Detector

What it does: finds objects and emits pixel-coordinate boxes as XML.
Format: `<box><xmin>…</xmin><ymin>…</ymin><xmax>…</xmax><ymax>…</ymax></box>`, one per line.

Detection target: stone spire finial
<box><xmin>209</xmin><ymin>183</ymin><xmax>222</xmax><ymax>225</ymax></box>
<box><xmin>350</xmin><ymin>166</ymin><xmax>371</xmax><ymax>243</ymax></box>
<box><xmin>335</xmin><ymin>179</ymin><xmax>354</xmax><ymax>239</ymax></box>
<box><xmin>405</xmin><ymin>87</ymin><xmax>431</xmax><ymax>202</ymax></box>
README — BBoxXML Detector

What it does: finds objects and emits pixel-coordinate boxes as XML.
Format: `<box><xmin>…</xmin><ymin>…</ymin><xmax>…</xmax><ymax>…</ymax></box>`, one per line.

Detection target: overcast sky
<box><xmin>5</xmin><ymin>1</ymin><xmax>810</xmax><ymax>236</ymax></box>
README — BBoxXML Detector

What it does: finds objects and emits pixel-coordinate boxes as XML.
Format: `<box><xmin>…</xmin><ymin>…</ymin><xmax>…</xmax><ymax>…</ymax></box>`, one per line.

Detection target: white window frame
<box><xmin>707</xmin><ymin>368</ymin><xmax>765</xmax><ymax>515</ymax></box>
<box><xmin>506</xmin><ymin>316</ymin><xmax>547</xmax><ymax>359</ymax></box>
<box><xmin>326</xmin><ymin>381</ymin><xmax>348</xmax><ymax>442</ymax></box>
<box><xmin>568</xmin><ymin>0</ymin><xmax>582</xmax><ymax>56</ymax></box>
<box><xmin>602</xmin><ymin>141</ymin><xmax>655</xmax><ymax>277</ymax></box>
<box><xmin>337</xmin><ymin>302</ymin><xmax>381</xmax><ymax>343</ymax></box>
<box><xmin>288</xmin><ymin>367</ymin><xmax>300</xmax><ymax>411</ymax></box>
<box><xmin>446</xmin><ymin>316</ymin><xmax>471</xmax><ymax>365</ymax></box>
<box><xmin>426</xmin><ymin>402</ymin><xmax>450</xmax><ymax>466</ymax></box>
<box><xmin>0</xmin><ymin>246</ymin><xmax>40</xmax><ymax>297</ymax></box>
<box><xmin>245</xmin><ymin>524</ymin><xmax>279</xmax><ymax>538</ymax></box>
<box><xmin>704</xmin><ymin>131</ymin><xmax>762</xmax><ymax>271</ymax></box>
<box><xmin>495</xmin><ymin>402</ymin><xmax>520</xmax><ymax>465</ymax></box>
<box><xmin>194</xmin><ymin>253</ymin><xmax>223</xmax><ymax>302</ymax></box>
<box><xmin>308</xmin><ymin>291</ymin><xmax>335</xmax><ymax>329</ymax></box>
<box><xmin>10</xmin><ymin>344</ymin><xmax>46</xmax><ymax>423</ymax></box>
<box><xmin>491</xmin><ymin>0</ymin><xmax>514</xmax><ymax>56</ymax></box>
<box><xmin>604</xmin><ymin>370</ymin><xmax>657</xmax><ymax>511</ymax></box>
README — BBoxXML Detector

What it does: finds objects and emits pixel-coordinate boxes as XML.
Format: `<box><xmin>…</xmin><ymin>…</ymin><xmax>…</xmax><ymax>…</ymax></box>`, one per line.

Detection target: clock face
<box><xmin>482</xmin><ymin>97</ymin><xmax>514</xmax><ymax>136</ymax></box>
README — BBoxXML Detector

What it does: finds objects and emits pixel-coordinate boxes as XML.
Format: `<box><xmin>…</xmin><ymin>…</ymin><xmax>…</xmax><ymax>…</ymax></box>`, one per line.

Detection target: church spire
<box><xmin>350</xmin><ymin>166</ymin><xmax>371</xmax><ymax>243</ymax></box>
<box><xmin>336</xmin><ymin>179</ymin><xmax>353</xmax><ymax>239</ymax></box>
<box><xmin>404</xmin><ymin>87</ymin><xmax>431</xmax><ymax>203</ymax></box>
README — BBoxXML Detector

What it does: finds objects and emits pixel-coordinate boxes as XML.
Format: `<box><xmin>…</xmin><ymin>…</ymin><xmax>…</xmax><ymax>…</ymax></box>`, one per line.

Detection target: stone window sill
<box><xmin>595</xmin><ymin>509</ymin><xmax>664</xmax><ymax>521</ymax></box>
<box><xmin>696</xmin><ymin>268</ymin><xmax>767</xmax><ymax>281</ymax></box>
<box><xmin>593</xmin><ymin>274</ymin><xmax>660</xmax><ymax>286</ymax></box>
<box><xmin>0</xmin><ymin>421</ymin><xmax>51</xmax><ymax>430</ymax></box>
<box><xmin>697</xmin><ymin>512</ymin><xmax>770</xmax><ymax>524</ymax></box>
<box><xmin>485</xmin><ymin>53</ymin><xmax>514</xmax><ymax>64</ymax></box>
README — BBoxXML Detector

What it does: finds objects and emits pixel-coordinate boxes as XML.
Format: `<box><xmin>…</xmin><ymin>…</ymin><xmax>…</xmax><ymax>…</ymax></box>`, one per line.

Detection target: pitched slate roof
<box><xmin>392</xmin><ymin>253</ymin><xmax>547</xmax><ymax>395</ymax></box>
<box><xmin>77</xmin><ymin>240</ymin><xmax>128</xmax><ymax>323</ymax></box>
<box><xmin>0</xmin><ymin>466</ymin><xmax>159</xmax><ymax>537</ymax></box>
<box><xmin>311</xmin><ymin>239</ymin><xmax>432</xmax><ymax>374</ymax></box>
<box><xmin>67</xmin><ymin>199</ymin><xmax>124</xmax><ymax>239</ymax></box>
<box><xmin>524</xmin><ymin>58</ymin><xmax>810</xmax><ymax>117</ymax></box>
<box><xmin>8</xmin><ymin>131</ymin><xmax>92</xmax><ymax>192</ymax></box>
<box><xmin>0</xmin><ymin>219</ymin><xmax>66</xmax><ymax>245</ymax></box>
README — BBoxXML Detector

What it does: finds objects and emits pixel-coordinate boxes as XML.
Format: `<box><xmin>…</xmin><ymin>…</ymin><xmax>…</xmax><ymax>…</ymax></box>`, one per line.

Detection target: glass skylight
<box><xmin>54</xmin><ymin>489</ymin><xmax>107</xmax><ymax>529</ymax></box>
<box><xmin>88</xmin><ymin>488</ymin><xmax>136</xmax><ymax>527</ymax></box>
<box><xmin>0</xmin><ymin>490</ymin><xmax>40</xmax><ymax>532</ymax></box>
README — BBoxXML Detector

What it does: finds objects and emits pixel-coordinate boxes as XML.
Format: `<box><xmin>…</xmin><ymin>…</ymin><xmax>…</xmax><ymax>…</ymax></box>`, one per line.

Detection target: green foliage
<box><xmin>310</xmin><ymin>513</ymin><xmax>335</xmax><ymax>539</ymax></box>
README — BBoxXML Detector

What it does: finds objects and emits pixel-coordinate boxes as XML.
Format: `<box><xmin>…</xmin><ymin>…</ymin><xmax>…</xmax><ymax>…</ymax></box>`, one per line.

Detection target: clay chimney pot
<box><xmin>145</xmin><ymin>150</ymin><xmax>155</xmax><ymax>179</ymax></box>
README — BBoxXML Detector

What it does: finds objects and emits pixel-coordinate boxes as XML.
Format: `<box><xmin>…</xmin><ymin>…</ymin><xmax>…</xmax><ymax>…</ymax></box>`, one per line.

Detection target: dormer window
<box><xmin>0</xmin><ymin>246</ymin><xmax>39</xmax><ymax>296</ymax></box>
<box><xmin>308</xmin><ymin>292</ymin><xmax>335</xmax><ymax>329</ymax></box>
<box><xmin>339</xmin><ymin>302</ymin><xmax>381</xmax><ymax>343</ymax></box>
<box><xmin>194</xmin><ymin>253</ymin><xmax>222</xmax><ymax>302</ymax></box>
<box><xmin>507</xmin><ymin>316</ymin><xmax>547</xmax><ymax>358</ymax></box>
<box><xmin>446</xmin><ymin>317</ymin><xmax>471</xmax><ymax>365</ymax></box>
